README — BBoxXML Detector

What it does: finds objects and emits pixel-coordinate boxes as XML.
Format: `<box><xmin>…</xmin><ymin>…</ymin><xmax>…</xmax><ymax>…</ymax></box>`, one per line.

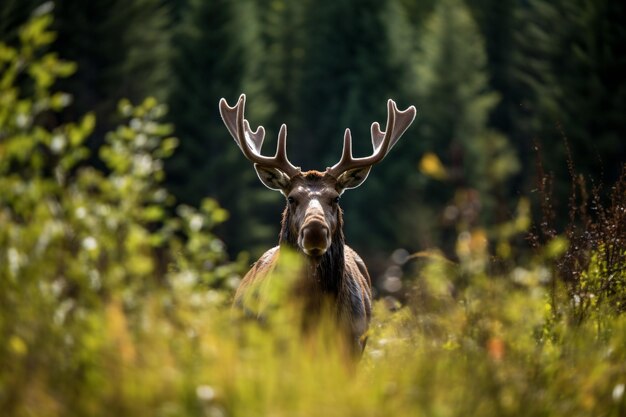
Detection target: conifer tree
<box><xmin>465</xmin><ymin>0</ymin><xmax>518</xmax><ymax>134</ymax></box>
<box><xmin>166</xmin><ymin>0</ymin><xmax>272</xmax><ymax>255</ymax></box>
<box><xmin>514</xmin><ymin>0</ymin><xmax>626</xmax><ymax>194</ymax></box>
<box><xmin>167</xmin><ymin>0</ymin><xmax>245</xmax><ymax>204</ymax></box>
<box><xmin>411</xmin><ymin>0</ymin><xmax>519</xmax><ymax>246</ymax></box>
<box><xmin>296</xmin><ymin>0</ymin><xmax>408</xmax><ymax>168</ymax></box>
<box><xmin>253</xmin><ymin>0</ymin><xmax>306</xmax><ymax>134</ymax></box>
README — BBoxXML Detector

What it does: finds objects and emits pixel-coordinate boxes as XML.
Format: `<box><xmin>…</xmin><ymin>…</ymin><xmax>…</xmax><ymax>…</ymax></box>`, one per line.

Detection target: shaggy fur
<box><xmin>234</xmin><ymin>173</ymin><xmax>372</xmax><ymax>355</ymax></box>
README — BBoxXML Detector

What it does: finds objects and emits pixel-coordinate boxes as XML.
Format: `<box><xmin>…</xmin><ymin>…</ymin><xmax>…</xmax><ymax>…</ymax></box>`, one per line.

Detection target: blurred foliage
<box><xmin>411</xmin><ymin>0</ymin><xmax>519</xmax><ymax>252</ymax></box>
<box><xmin>1</xmin><ymin>10</ymin><xmax>626</xmax><ymax>417</ymax></box>
<box><xmin>529</xmin><ymin>156</ymin><xmax>626</xmax><ymax>323</ymax></box>
<box><xmin>3</xmin><ymin>0</ymin><xmax>624</xmax><ymax>269</ymax></box>
<box><xmin>51</xmin><ymin>0</ymin><xmax>172</xmax><ymax>155</ymax></box>
<box><xmin>0</xmin><ymin>0</ymin><xmax>172</xmax><ymax>146</ymax></box>
<box><xmin>0</xmin><ymin>14</ymin><xmax>239</xmax><ymax>415</ymax></box>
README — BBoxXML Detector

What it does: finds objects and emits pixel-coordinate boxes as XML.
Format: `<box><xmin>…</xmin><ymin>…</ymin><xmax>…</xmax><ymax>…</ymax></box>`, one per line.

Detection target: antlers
<box><xmin>219</xmin><ymin>94</ymin><xmax>416</xmax><ymax>179</ymax></box>
<box><xmin>219</xmin><ymin>94</ymin><xmax>301</xmax><ymax>177</ymax></box>
<box><xmin>326</xmin><ymin>99</ymin><xmax>416</xmax><ymax>178</ymax></box>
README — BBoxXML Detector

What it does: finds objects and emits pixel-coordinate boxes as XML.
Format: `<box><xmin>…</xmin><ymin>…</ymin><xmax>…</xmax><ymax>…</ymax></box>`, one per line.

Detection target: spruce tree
<box><xmin>253</xmin><ymin>0</ymin><xmax>306</xmax><ymax>134</ymax></box>
<box><xmin>514</xmin><ymin>0</ymin><xmax>626</xmax><ymax>196</ymax></box>
<box><xmin>465</xmin><ymin>0</ymin><xmax>518</xmax><ymax>134</ymax></box>
<box><xmin>296</xmin><ymin>0</ymin><xmax>407</xmax><ymax>167</ymax></box>
<box><xmin>166</xmin><ymin>0</ymin><xmax>274</xmax><ymax>255</ymax></box>
<box><xmin>411</xmin><ymin>0</ymin><xmax>519</xmax><ymax>247</ymax></box>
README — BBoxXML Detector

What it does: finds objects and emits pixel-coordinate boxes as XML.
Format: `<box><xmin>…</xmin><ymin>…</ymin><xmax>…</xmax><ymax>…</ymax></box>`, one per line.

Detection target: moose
<box><xmin>219</xmin><ymin>94</ymin><xmax>416</xmax><ymax>354</ymax></box>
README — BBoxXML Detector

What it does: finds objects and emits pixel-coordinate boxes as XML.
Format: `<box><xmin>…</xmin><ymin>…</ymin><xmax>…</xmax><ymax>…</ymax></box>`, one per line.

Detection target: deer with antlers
<box><xmin>220</xmin><ymin>94</ymin><xmax>416</xmax><ymax>354</ymax></box>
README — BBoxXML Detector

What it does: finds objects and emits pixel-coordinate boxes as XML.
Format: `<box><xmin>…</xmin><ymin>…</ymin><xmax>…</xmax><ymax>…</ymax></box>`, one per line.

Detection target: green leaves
<box><xmin>28</xmin><ymin>53</ymin><xmax>76</xmax><ymax>90</ymax></box>
<box><xmin>0</xmin><ymin>10</ymin><xmax>79</xmax><ymax>181</ymax></box>
<box><xmin>0</xmin><ymin>12</ymin><xmax>238</xmax><ymax>416</ymax></box>
<box><xmin>18</xmin><ymin>14</ymin><xmax>56</xmax><ymax>47</ymax></box>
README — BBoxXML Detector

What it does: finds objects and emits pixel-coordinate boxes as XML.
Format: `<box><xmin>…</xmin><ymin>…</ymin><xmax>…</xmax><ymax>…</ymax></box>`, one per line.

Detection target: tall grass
<box><xmin>1</xmin><ymin>11</ymin><xmax>625</xmax><ymax>417</ymax></box>
<box><xmin>6</xmin><ymin>244</ymin><xmax>625</xmax><ymax>416</ymax></box>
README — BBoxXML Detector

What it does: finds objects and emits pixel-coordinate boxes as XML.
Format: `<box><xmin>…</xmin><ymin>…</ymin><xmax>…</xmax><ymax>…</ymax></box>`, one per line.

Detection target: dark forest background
<box><xmin>2</xmin><ymin>0</ymin><xmax>624</xmax><ymax>272</ymax></box>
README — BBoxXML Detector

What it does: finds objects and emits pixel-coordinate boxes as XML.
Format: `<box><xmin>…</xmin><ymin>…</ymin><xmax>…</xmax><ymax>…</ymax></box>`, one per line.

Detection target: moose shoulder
<box><xmin>220</xmin><ymin>94</ymin><xmax>416</xmax><ymax>354</ymax></box>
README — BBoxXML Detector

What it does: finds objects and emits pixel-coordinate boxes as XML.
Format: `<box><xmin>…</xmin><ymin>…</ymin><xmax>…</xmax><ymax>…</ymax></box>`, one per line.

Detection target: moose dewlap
<box><xmin>220</xmin><ymin>94</ymin><xmax>416</xmax><ymax>355</ymax></box>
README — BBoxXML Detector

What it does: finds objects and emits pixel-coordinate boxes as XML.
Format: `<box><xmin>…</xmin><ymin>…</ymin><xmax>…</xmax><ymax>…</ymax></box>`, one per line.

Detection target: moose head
<box><xmin>219</xmin><ymin>94</ymin><xmax>416</xmax><ymax>258</ymax></box>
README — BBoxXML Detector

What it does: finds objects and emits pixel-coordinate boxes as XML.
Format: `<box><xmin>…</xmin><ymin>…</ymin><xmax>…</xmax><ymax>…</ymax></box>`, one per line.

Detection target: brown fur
<box><xmin>233</xmin><ymin>171</ymin><xmax>372</xmax><ymax>354</ymax></box>
<box><xmin>223</xmin><ymin>95</ymin><xmax>415</xmax><ymax>356</ymax></box>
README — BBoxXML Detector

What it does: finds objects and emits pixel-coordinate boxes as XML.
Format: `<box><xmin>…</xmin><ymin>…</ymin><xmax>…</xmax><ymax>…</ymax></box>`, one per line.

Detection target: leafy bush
<box><xmin>1</xmin><ymin>11</ymin><xmax>625</xmax><ymax>417</ymax></box>
<box><xmin>0</xmin><ymin>12</ymin><xmax>237</xmax><ymax>416</ymax></box>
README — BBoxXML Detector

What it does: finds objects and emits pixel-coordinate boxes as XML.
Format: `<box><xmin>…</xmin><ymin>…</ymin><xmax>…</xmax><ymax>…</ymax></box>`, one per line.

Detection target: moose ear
<box><xmin>335</xmin><ymin>166</ymin><xmax>372</xmax><ymax>193</ymax></box>
<box><xmin>254</xmin><ymin>165</ymin><xmax>291</xmax><ymax>194</ymax></box>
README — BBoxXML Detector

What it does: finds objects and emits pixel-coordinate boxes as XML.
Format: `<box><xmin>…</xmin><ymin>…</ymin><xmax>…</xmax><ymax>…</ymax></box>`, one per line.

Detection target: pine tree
<box><xmin>166</xmin><ymin>0</ymin><xmax>274</xmax><ymax>255</ymax></box>
<box><xmin>410</xmin><ymin>0</ymin><xmax>519</xmax><ymax>247</ymax></box>
<box><xmin>514</xmin><ymin>0</ymin><xmax>626</xmax><ymax>196</ymax></box>
<box><xmin>253</xmin><ymin>0</ymin><xmax>306</xmax><ymax>134</ymax></box>
<box><xmin>167</xmin><ymin>0</ymin><xmax>245</xmax><ymax>204</ymax></box>
<box><xmin>465</xmin><ymin>0</ymin><xmax>518</xmax><ymax>134</ymax></box>
<box><xmin>295</xmin><ymin>0</ymin><xmax>408</xmax><ymax>167</ymax></box>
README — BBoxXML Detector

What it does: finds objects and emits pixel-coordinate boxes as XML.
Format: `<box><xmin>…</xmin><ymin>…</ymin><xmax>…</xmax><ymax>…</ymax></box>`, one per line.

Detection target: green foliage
<box><xmin>2</xmin><ymin>8</ymin><xmax>626</xmax><ymax>417</ymax></box>
<box><xmin>0</xmin><ymin>15</ymin><xmax>237</xmax><ymax>415</ymax></box>
<box><xmin>0</xmin><ymin>0</ymin><xmax>46</xmax><ymax>42</ymax></box>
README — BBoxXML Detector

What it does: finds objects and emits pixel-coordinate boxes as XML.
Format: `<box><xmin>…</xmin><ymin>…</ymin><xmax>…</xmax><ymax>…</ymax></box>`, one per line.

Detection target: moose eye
<box><xmin>333</xmin><ymin>196</ymin><xmax>340</xmax><ymax>204</ymax></box>
<box><xmin>287</xmin><ymin>196</ymin><xmax>296</xmax><ymax>204</ymax></box>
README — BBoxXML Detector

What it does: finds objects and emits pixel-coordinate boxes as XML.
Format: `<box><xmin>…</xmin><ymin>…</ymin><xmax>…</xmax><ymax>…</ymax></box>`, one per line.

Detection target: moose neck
<box><xmin>279</xmin><ymin>206</ymin><xmax>346</xmax><ymax>295</ymax></box>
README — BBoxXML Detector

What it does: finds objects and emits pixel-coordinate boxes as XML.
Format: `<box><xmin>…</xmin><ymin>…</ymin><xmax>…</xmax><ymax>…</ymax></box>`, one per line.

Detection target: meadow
<box><xmin>1</xmin><ymin>11</ymin><xmax>625</xmax><ymax>417</ymax></box>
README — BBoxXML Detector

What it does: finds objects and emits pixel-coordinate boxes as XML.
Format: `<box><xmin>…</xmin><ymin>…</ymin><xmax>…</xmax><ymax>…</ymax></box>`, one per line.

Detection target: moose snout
<box><xmin>299</xmin><ymin>219</ymin><xmax>330</xmax><ymax>257</ymax></box>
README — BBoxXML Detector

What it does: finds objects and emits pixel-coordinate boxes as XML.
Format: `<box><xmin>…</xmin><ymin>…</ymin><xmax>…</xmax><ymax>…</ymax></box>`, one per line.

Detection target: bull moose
<box><xmin>220</xmin><ymin>94</ymin><xmax>416</xmax><ymax>354</ymax></box>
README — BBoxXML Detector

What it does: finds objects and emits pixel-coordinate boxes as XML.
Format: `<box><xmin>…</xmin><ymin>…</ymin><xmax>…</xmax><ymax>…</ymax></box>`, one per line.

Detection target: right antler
<box><xmin>219</xmin><ymin>94</ymin><xmax>301</xmax><ymax>177</ymax></box>
<box><xmin>326</xmin><ymin>99</ymin><xmax>416</xmax><ymax>178</ymax></box>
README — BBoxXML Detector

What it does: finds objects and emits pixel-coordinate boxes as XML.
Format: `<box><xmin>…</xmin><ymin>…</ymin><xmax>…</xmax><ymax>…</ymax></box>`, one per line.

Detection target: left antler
<box><xmin>326</xmin><ymin>99</ymin><xmax>416</xmax><ymax>178</ymax></box>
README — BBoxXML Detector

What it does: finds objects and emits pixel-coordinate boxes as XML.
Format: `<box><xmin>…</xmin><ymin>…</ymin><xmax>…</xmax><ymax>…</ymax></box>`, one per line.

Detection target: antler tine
<box><xmin>327</xmin><ymin>99</ymin><xmax>416</xmax><ymax>178</ymax></box>
<box><xmin>332</xmin><ymin>128</ymin><xmax>354</xmax><ymax>170</ymax></box>
<box><xmin>219</xmin><ymin>94</ymin><xmax>300</xmax><ymax>177</ymax></box>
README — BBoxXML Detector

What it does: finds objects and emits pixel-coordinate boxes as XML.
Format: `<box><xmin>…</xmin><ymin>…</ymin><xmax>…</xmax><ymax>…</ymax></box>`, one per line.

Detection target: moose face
<box><xmin>283</xmin><ymin>172</ymin><xmax>341</xmax><ymax>257</ymax></box>
<box><xmin>253</xmin><ymin>165</ymin><xmax>365</xmax><ymax>258</ymax></box>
